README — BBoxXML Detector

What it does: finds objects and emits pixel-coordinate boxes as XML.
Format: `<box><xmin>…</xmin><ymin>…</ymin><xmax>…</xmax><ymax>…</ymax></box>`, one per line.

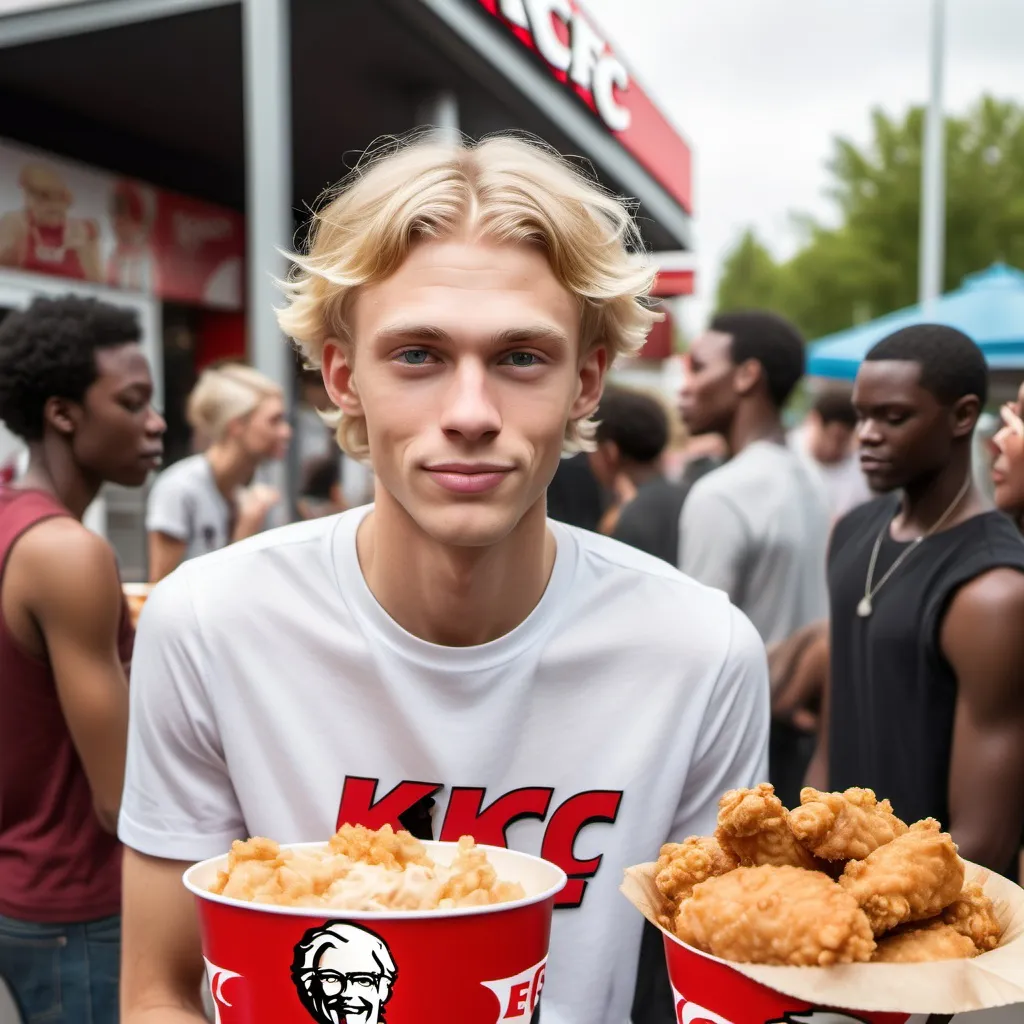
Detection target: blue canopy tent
<box><xmin>806</xmin><ymin>263</ymin><xmax>1024</xmax><ymax>381</ymax></box>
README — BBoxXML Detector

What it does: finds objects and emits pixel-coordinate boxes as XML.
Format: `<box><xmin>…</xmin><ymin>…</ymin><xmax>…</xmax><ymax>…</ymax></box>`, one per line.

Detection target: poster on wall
<box><xmin>0</xmin><ymin>138</ymin><xmax>244</xmax><ymax>310</ymax></box>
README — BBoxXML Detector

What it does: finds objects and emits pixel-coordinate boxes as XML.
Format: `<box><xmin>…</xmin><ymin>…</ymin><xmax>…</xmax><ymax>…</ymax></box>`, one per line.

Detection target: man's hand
<box><xmin>122</xmin><ymin>849</ymin><xmax>208</xmax><ymax>1023</ymax></box>
<box><xmin>233</xmin><ymin>483</ymin><xmax>281</xmax><ymax>542</ymax></box>
<box><xmin>768</xmin><ymin>621</ymin><xmax>828</xmax><ymax>734</ymax></box>
<box><xmin>942</xmin><ymin>567</ymin><xmax>1024</xmax><ymax>872</ymax></box>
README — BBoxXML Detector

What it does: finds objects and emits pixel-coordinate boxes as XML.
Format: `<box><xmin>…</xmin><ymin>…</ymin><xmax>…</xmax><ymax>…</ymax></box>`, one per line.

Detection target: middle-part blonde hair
<box><xmin>277</xmin><ymin>133</ymin><xmax>660</xmax><ymax>460</ymax></box>
<box><xmin>186</xmin><ymin>362</ymin><xmax>282</xmax><ymax>445</ymax></box>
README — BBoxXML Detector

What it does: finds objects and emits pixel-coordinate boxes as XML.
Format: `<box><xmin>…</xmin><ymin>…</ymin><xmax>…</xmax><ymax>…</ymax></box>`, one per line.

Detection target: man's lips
<box><xmin>859</xmin><ymin>454</ymin><xmax>890</xmax><ymax>471</ymax></box>
<box><xmin>424</xmin><ymin>463</ymin><xmax>513</xmax><ymax>495</ymax></box>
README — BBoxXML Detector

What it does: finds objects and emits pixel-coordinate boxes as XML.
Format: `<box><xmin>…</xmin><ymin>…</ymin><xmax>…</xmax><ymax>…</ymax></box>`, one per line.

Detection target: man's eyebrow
<box><xmin>373</xmin><ymin>324</ymin><xmax>569</xmax><ymax>346</ymax></box>
<box><xmin>492</xmin><ymin>325</ymin><xmax>569</xmax><ymax>346</ymax></box>
<box><xmin>374</xmin><ymin>324</ymin><xmax>449</xmax><ymax>344</ymax></box>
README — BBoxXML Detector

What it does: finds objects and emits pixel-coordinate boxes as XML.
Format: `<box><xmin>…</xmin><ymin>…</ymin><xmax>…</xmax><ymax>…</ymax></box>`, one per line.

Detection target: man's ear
<box><xmin>733</xmin><ymin>358</ymin><xmax>763</xmax><ymax>398</ymax></box>
<box><xmin>321</xmin><ymin>338</ymin><xmax>362</xmax><ymax>417</ymax></box>
<box><xmin>951</xmin><ymin>394</ymin><xmax>981</xmax><ymax>440</ymax></box>
<box><xmin>43</xmin><ymin>396</ymin><xmax>77</xmax><ymax>438</ymax></box>
<box><xmin>570</xmin><ymin>344</ymin><xmax>608</xmax><ymax>423</ymax></box>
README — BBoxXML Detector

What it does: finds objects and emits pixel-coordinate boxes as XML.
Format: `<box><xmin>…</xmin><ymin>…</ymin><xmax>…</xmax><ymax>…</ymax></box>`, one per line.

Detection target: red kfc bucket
<box><xmin>184</xmin><ymin>840</ymin><xmax>566</xmax><ymax>1024</ymax></box>
<box><xmin>622</xmin><ymin>862</ymin><xmax>1024</xmax><ymax>1024</ymax></box>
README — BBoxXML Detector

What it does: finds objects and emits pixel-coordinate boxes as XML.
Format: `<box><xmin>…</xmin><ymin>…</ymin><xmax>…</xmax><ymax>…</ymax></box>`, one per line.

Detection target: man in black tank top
<box><xmin>807</xmin><ymin>324</ymin><xmax>1024</xmax><ymax>878</ymax></box>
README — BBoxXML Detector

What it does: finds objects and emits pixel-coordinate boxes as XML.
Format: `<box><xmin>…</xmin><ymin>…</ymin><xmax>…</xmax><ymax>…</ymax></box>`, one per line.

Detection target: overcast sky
<box><xmin>583</xmin><ymin>0</ymin><xmax>1024</xmax><ymax>334</ymax></box>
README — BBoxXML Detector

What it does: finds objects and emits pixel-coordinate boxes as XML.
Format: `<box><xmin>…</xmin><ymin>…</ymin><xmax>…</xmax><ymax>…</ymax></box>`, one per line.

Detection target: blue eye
<box><xmin>503</xmin><ymin>352</ymin><xmax>540</xmax><ymax>368</ymax></box>
<box><xmin>398</xmin><ymin>349</ymin><xmax>432</xmax><ymax>365</ymax></box>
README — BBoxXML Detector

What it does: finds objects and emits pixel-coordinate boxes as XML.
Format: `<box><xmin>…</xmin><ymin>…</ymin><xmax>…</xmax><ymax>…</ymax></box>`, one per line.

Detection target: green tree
<box><xmin>715</xmin><ymin>95</ymin><xmax>1024</xmax><ymax>340</ymax></box>
<box><xmin>716</xmin><ymin>229</ymin><xmax>782</xmax><ymax>312</ymax></box>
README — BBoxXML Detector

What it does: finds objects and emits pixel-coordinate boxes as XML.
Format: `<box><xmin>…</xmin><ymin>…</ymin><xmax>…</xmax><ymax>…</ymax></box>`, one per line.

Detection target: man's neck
<box><xmin>205</xmin><ymin>443</ymin><xmax>257</xmax><ymax>498</ymax></box>
<box><xmin>726</xmin><ymin>403</ymin><xmax>786</xmax><ymax>457</ymax></box>
<box><xmin>894</xmin><ymin>451</ymin><xmax>985</xmax><ymax>540</ymax></box>
<box><xmin>17</xmin><ymin>442</ymin><xmax>99</xmax><ymax>520</ymax></box>
<box><xmin>624</xmin><ymin>462</ymin><xmax>662</xmax><ymax>487</ymax></box>
<box><xmin>356</xmin><ymin>490</ymin><xmax>556</xmax><ymax>647</ymax></box>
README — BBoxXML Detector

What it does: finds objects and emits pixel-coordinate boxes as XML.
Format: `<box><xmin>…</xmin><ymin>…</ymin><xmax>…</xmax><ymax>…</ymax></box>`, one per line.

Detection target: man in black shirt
<box><xmin>588</xmin><ymin>386</ymin><xmax>688</xmax><ymax>563</ymax></box>
<box><xmin>807</xmin><ymin>324</ymin><xmax>1024</xmax><ymax>876</ymax></box>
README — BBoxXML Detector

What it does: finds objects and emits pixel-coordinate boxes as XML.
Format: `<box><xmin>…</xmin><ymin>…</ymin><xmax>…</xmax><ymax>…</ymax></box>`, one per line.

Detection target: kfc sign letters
<box><xmin>494</xmin><ymin>0</ymin><xmax>631</xmax><ymax>131</ymax></box>
<box><xmin>476</xmin><ymin>0</ymin><xmax>693</xmax><ymax>212</ymax></box>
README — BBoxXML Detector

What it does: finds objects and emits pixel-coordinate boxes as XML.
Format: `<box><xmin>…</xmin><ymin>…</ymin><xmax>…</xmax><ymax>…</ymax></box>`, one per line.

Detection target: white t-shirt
<box><xmin>789</xmin><ymin>426</ymin><xmax>873</xmax><ymax>522</ymax></box>
<box><xmin>146</xmin><ymin>454</ymin><xmax>232</xmax><ymax>561</ymax></box>
<box><xmin>679</xmin><ymin>441</ymin><xmax>831</xmax><ymax>646</ymax></box>
<box><xmin>119</xmin><ymin>507</ymin><xmax>769</xmax><ymax>1024</ymax></box>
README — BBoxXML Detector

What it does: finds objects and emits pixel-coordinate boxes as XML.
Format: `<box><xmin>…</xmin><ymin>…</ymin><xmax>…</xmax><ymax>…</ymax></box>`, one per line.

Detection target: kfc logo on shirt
<box><xmin>336</xmin><ymin>777</ymin><xmax>623</xmax><ymax>909</ymax></box>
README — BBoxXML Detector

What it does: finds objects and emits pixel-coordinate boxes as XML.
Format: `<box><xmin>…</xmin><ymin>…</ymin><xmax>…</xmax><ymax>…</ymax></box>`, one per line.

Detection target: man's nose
<box><xmin>147</xmin><ymin>407</ymin><xmax>167</xmax><ymax>436</ymax></box>
<box><xmin>857</xmin><ymin>419</ymin><xmax>882</xmax><ymax>446</ymax></box>
<box><xmin>439</xmin><ymin>360</ymin><xmax>501</xmax><ymax>442</ymax></box>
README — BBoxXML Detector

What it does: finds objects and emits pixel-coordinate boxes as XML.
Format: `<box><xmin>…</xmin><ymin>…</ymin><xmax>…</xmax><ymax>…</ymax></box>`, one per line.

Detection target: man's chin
<box><xmin>418</xmin><ymin>505</ymin><xmax>522</xmax><ymax>549</ymax></box>
<box><xmin>861</xmin><ymin>469</ymin><xmax>903</xmax><ymax>493</ymax></box>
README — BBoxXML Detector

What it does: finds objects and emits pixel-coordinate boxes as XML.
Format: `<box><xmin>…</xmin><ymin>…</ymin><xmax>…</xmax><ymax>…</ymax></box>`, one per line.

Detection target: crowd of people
<box><xmin>0</xmin><ymin>135</ymin><xmax>1021</xmax><ymax>1024</ymax></box>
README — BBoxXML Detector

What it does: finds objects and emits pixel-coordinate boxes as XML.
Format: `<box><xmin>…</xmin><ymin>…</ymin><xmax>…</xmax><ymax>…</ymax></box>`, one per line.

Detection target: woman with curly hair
<box><xmin>0</xmin><ymin>294</ymin><xmax>164</xmax><ymax>1023</ymax></box>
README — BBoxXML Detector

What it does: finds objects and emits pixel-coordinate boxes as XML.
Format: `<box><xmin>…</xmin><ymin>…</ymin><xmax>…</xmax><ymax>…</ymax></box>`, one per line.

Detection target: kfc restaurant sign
<box><xmin>476</xmin><ymin>0</ymin><xmax>693</xmax><ymax>214</ymax></box>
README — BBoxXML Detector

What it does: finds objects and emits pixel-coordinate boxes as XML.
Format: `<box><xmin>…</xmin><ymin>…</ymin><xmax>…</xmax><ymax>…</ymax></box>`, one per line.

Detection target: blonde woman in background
<box><xmin>145</xmin><ymin>363</ymin><xmax>291</xmax><ymax>582</ymax></box>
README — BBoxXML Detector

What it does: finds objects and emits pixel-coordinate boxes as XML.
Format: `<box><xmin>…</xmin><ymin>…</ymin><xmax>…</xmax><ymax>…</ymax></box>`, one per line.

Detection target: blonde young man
<box><xmin>146</xmin><ymin>363</ymin><xmax>292</xmax><ymax>581</ymax></box>
<box><xmin>118</xmin><ymin>137</ymin><xmax>769</xmax><ymax>1024</ymax></box>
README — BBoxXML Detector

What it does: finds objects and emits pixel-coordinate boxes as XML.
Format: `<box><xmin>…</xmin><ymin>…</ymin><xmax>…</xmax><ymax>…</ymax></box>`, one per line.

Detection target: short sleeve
<box><xmin>678</xmin><ymin>486</ymin><xmax>749</xmax><ymax>601</ymax></box>
<box><xmin>669</xmin><ymin>606</ymin><xmax>770</xmax><ymax>839</ymax></box>
<box><xmin>145</xmin><ymin>471</ymin><xmax>191</xmax><ymax>542</ymax></box>
<box><xmin>118</xmin><ymin>568</ymin><xmax>244</xmax><ymax>861</ymax></box>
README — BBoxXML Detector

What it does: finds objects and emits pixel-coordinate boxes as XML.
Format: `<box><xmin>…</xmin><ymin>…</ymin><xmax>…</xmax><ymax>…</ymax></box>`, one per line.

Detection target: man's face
<box><xmin>239</xmin><ymin>394</ymin><xmax>292</xmax><ymax>461</ymax></box>
<box><xmin>24</xmin><ymin>170</ymin><xmax>71</xmax><ymax>227</ymax></box>
<box><xmin>678</xmin><ymin>330</ymin><xmax>739</xmax><ymax>436</ymax></box>
<box><xmin>67</xmin><ymin>343</ymin><xmax>166</xmax><ymax>487</ymax></box>
<box><xmin>852</xmin><ymin>360</ymin><xmax>959</xmax><ymax>492</ymax></box>
<box><xmin>327</xmin><ymin>237</ymin><xmax>603</xmax><ymax>548</ymax></box>
<box><xmin>313</xmin><ymin>946</ymin><xmax>389</xmax><ymax>1024</ymax></box>
<box><xmin>806</xmin><ymin>414</ymin><xmax>855</xmax><ymax>466</ymax></box>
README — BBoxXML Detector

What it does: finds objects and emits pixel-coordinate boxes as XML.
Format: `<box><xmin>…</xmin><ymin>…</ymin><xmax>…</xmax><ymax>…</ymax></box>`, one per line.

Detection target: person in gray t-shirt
<box><xmin>677</xmin><ymin>310</ymin><xmax>830</xmax><ymax>808</ymax></box>
<box><xmin>146</xmin><ymin>364</ymin><xmax>292</xmax><ymax>581</ymax></box>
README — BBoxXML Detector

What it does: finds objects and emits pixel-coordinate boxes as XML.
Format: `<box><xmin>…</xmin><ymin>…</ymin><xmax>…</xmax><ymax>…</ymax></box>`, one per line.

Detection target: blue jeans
<box><xmin>0</xmin><ymin>914</ymin><xmax>120</xmax><ymax>1024</ymax></box>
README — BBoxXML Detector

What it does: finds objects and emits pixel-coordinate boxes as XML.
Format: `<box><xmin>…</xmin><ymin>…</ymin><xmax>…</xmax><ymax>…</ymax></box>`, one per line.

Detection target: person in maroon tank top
<box><xmin>0</xmin><ymin>295</ymin><xmax>165</xmax><ymax>1023</ymax></box>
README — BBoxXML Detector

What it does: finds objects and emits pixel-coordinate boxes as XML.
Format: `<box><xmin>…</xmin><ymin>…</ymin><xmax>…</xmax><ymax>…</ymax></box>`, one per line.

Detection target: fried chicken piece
<box><xmin>941</xmin><ymin>882</ymin><xmax>1002</xmax><ymax>953</ymax></box>
<box><xmin>716</xmin><ymin>783</ymin><xmax>821</xmax><ymax>870</ymax></box>
<box><xmin>210</xmin><ymin>836</ymin><xmax>285</xmax><ymax>900</ymax></box>
<box><xmin>674</xmin><ymin>865</ymin><xmax>876</xmax><ymax>966</ymax></box>
<box><xmin>655</xmin><ymin>835</ymin><xmax>739</xmax><ymax>921</ymax></box>
<box><xmin>872</xmin><ymin>922</ymin><xmax>978</xmax><ymax>963</ymax></box>
<box><xmin>790</xmin><ymin>787</ymin><xmax>908</xmax><ymax>862</ymax></box>
<box><xmin>839</xmin><ymin>819</ymin><xmax>964</xmax><ymax>935</ymax></box>
<box><xmin>438</xmin><ymin>836</ymin><xmax>525</xmax><ymax>907</ymax></box>
<box><xmin>329</xmin><ymin>823</ymin><xmax>431</xmax><ymax>870</ymax></box>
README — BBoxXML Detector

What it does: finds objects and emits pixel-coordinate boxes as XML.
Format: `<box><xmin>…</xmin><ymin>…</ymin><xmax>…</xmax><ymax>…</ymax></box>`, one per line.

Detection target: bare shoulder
<box><xmin>15</xmin><ymin>517</ymin><xmax>122</xmax><ymax>610</ymax></box>
<box><xmin>942</xmin><ymin>567</ymin><xmax>1024</xmax><ymax>685</ymax></box>
<box><xmin>948</xmin><ymin>566</ymin><xmax>1024</xmax><ymax>624</ymax></box>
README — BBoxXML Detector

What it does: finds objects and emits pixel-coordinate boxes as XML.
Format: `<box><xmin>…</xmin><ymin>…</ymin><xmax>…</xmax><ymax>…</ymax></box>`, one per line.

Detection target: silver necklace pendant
<box><xmin>857</xmin><ymin>596</ymin><xmax>873</xmax><ymax>617</ymax></box>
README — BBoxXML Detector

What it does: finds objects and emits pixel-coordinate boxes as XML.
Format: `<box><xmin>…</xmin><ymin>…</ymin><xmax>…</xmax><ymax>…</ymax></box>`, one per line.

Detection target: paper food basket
<box><xmin>622</xmin><ymin>860</ymin><xmax>1024</xmax><ymax>1023</ymax></box>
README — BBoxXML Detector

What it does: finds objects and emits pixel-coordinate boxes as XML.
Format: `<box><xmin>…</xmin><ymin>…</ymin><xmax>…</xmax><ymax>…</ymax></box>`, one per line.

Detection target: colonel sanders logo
<box><xmin>291</xmin><ymin>922</ymin><xmax>397</xmax><ymax>1024</ymax></box>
